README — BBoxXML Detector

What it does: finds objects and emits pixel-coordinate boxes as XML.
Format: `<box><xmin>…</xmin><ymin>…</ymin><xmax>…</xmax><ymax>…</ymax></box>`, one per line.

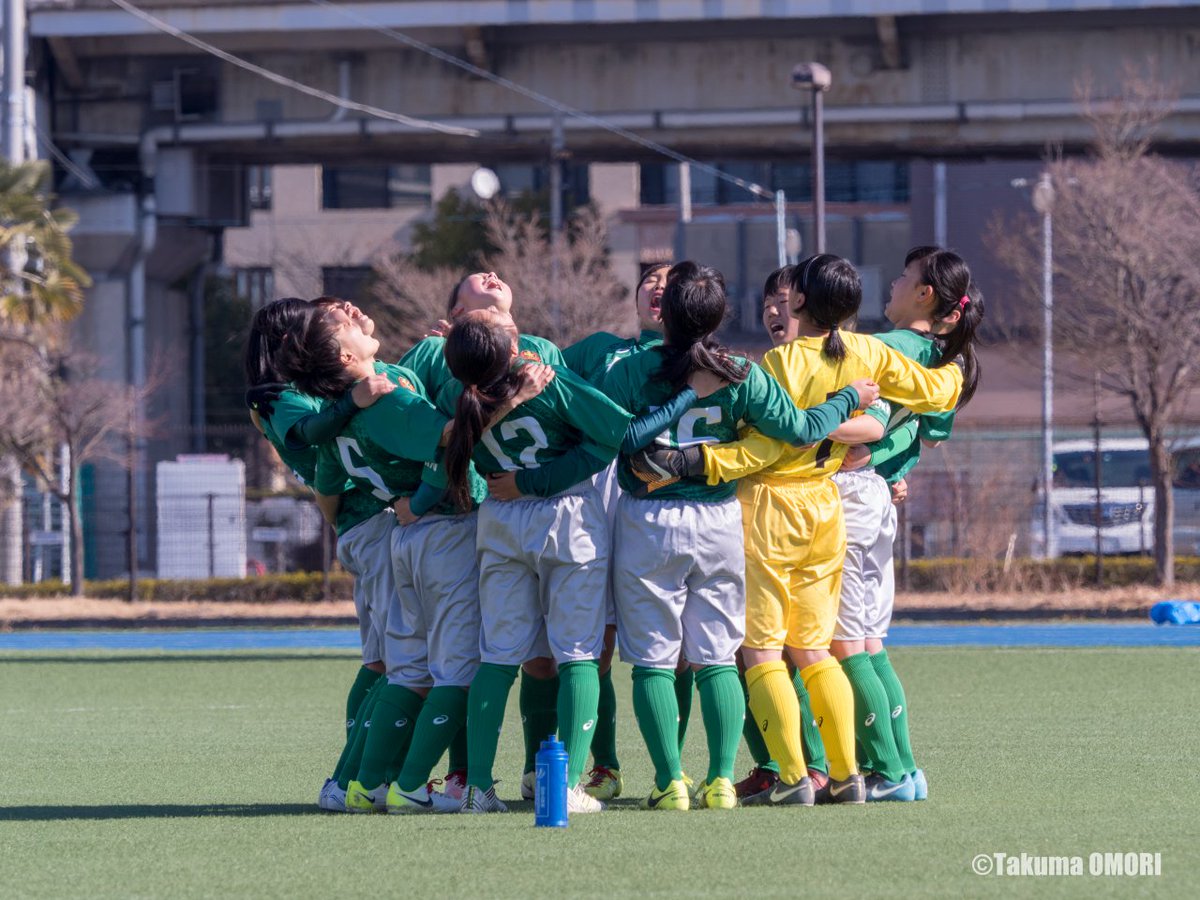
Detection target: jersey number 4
<box><xmin>336</xmin><ymin>436</ymin><xmax>392</xmax><ymax>502</ymax></box>
<box><xmin>481</xmin><ymin>416</ymin><xmax>550</xmax><ymax>471</ymax></box>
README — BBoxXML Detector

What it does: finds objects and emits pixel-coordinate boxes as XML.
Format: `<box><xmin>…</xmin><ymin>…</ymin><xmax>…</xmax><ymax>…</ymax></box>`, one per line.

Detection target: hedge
<box><xmin>6</xmin><ymin>555</ymin><xmax>1198</xmax><ymax>602</ymax></box>
<box><xmin>3</xmin><ymin>571</ymin><xmax>353</xmax><ymax>603</ymax></box>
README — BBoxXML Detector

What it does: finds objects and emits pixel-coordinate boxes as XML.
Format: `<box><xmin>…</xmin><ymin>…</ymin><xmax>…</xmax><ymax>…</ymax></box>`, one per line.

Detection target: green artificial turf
<box><xmin>1</xmin><ymin>647</ymin><xmax>1197</xmax><ymax>898</ymax></box>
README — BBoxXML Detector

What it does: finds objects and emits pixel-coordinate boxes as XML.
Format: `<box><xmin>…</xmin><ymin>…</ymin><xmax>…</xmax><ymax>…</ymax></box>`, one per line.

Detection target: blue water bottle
<box><xmin>534</xmin><ymin>735</ymin><xmax>569</xmax><ymax>827</ymax></box>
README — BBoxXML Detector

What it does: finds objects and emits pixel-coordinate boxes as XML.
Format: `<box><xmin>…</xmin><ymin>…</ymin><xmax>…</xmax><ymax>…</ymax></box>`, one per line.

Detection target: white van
<box><xmin>1031</xmin><ymin>438</ymin><xmax>1153</xmax><ymax>557</ymax></box>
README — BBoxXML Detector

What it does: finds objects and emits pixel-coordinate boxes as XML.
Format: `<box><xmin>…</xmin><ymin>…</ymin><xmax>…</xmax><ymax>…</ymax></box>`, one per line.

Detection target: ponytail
<box><xmin>904</xmin><ymin>247</ymin><xmax>985</xmax><ymax>408</ymax></box>
<box><xmin>790</xmin><ymin>255</ymin><xmax>860</xmax><ymax>362</ymax></box>
<box><xmin>444</xmin><ymin>384</ymin><xmax>492</xmax><ymax>512</ymax></box>
<box><xmin>656</xmin><ymin>260</ymin><xmax>750</xmax><ymax>391</ymax></box>
<box><xmin>443</xmin><ymin>315</ymin><xmax>524</xmax><ymax>510</ymax></box>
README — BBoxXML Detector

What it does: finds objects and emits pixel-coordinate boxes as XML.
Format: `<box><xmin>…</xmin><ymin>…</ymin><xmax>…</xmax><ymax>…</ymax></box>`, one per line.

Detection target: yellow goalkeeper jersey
<box><xmin>703</xmin><ymin>331</ymin><xmax>963</xmax><ymax>484</ymax></box>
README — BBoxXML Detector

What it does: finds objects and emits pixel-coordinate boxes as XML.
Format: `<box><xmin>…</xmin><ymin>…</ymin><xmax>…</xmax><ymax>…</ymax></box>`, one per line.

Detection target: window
<box><xmin>322</xmin><ymin>266</ymin><xmax>373</xmax><ymax>302</ymax></box>
<box><xmin>639</xmin><ymin>160</ymin><xmax>910</xmax><ymax>205</ymax></box>
<box><xmin>321</xmin><ymin>164</ymin><xmax>432</xmax><ymax>209</ymax></box>
<box><xmin>247</xmin><ymin>166</ymin><xmax>272</xmax><ymax>211</ymax></box>
<box><xmin>492</xmin><ymin>162</ymin><xmax>591</xmax><ymax>206</ymax></box>
<box><xmin>234</xmin><ymin>268</ymin><xmax>274</xmax><ymax>309</ymax></box>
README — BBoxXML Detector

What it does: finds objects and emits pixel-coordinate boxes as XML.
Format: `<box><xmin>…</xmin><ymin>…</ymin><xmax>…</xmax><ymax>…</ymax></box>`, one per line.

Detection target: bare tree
<box><xmin>369</xmin><ymin>200</ymin><xmax>633</xmax><ymax>352</ymax></box>
<box><xmin>993</xmin><ymin>71</ymin><xmax>1200</xmax><ymax>586</ymax></box>
<box><xmin>0</xmin><ymin>340</ymin><xmax>150</xmax><ymax>595</ymax></box>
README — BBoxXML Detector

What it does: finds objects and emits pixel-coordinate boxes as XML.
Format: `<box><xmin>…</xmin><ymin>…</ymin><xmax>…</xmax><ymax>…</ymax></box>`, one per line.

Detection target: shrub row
<box><xmin>5</xmin><ymin>571</ymin><xmax>353</xmax><ymax>603</ymax></box>
<box><xmin>7</xmin><ymin>556</ymin><xmax>1197</xmax><ymax>602</ymax></box>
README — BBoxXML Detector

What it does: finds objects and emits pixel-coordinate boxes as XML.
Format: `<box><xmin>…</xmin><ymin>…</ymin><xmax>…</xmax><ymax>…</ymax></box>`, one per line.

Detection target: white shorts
<box><xmin>613</xmin><ymin>494</ymin><xmax>745</xmax><ymax>669</ymax></box>
<box><xmin>476</xmin><ymin>486</ymin><xmax>609</xmax><ymax>666</ymax></box>
<box><xmin>336</xmin><ymin>510</ymin><xmax>397</xmax><ymax>665</ymax></box>
<box><xmin>386</xmin><ymin>512</ymin><xmax>482</xmax><ymax>689</ymax></box>
<box><xmin>592</xmin><ymin>460</ymin><xmax>621</xmax><ymax>627</ymax></box>
<box><xmin>832</xmin><ymin>469</ymin><xmax>897</xmax><ymax>641</ymax></box>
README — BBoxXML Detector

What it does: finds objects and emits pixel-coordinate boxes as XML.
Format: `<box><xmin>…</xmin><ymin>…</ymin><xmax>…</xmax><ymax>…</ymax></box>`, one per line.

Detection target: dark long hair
<box><xmin>790</xmin><ymin>255</ymin><xmax>862</xmax><ymax>362</ymax></box>
<box><xmin>273</xmin><ymin>303</ymin><xmax>358</xmax><ymax>400</ymax></box>
<box><xmin>904</xmin><ymin>246</ymin><xmax>985</xmax><ymax>407</ymax></box>
<box><xmin>443</xmin><ymin>317</ymin><xmax>524</xmax><ymax>511</ymax></box>
<box><xmin>763</xmin><ymin>265</ymin><xmax>795</xmax><ymax>299</ymax></box>
<box><xmin>655</xmin><ymin>261</ymin><xmax>749</xmax><ymax>392</ymax></box>
<box><xmin>243</xmin><ymin>297</ymin><xmax>310</xmax><ymax>386</ymax></box>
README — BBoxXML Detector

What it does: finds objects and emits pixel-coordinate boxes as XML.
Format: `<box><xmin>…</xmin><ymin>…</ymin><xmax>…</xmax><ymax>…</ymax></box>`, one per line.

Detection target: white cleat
<box><xmin>461</xmin><ymin>784</ymin><xmax>509</xmax><ymax>814</ymax></box>
<box><xmin>318</xmin><ymin>778</ymin><xmax>346</xmax><ymax>812</ymax></box>
<box><xmin>387</xmin><ymin>782</ymin><xmax>461</xmax><ymax>814</ymax></box>
<box><xmin>567</xmin><ymin>784</ymin><xmax>605</xmax><ymax>814</ymax></box>
<box><xmin>442</xmin><ymin>769</ymin><xmax>467</xmax><ymax>802</ymax></box>
<box><xmin>520</xmin><ymin>771</ymin><xmax>536</xmax><ymax>800</ymax></box>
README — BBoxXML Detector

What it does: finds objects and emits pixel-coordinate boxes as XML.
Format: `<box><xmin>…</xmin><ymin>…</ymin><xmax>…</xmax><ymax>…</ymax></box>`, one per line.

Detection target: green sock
<box><xmin>739</xmin><ymin>668</ymin><xmax>779</xmax><ymax>773</ymax></box>
<box><xmin>354</xmin><ymin>683</ymin><xmax>424</xmax><ymax>790</ymax></box>
<box><xmin>466</xmin><ymin>663</ymin><xmax>518</xmax><ymax>791</ymax></box>
<box><xmin>396</xmin><ymin>686</ymin><xmax>468</xmax><ymax>792</ymax></box>
<box><xmin>334</xmin><ymin>679</ymin><xmax>383</xmax><ymax>788</ymax></box>
<box><xmin>448</xmin><ymin>721</ymin><xmax>468</xmax><ymax>773</ymax></box>
<box><xmin>557</xmin><ymin>660</ymin><xmax>601</xmax><ymax>789</ymax></box>
<box><xmin>840</xmin><ymin>652</ymin><xmax>906</xmax><ymax>782</ymax></box>
<box><xmin>519</xmin><ymin>670</ymin><xmax>560</xmax><ymax>774</ymax></box>
<box><xmin>675</xmin><ymin>666</ymin><xmax>695</xmax><ymax>753</ymax></box>
<box><xmin>632</xmin><ymin>666</ymin><xmax>683</xmax><ymax>791</ymax></box>
<box><xmin>695</xmin><ymin>665</ymin><xmax>743</xmax><ymax>783</ymax></box>
<box><xmin>345</xmin><ymin>666</ymin><xmax>381</xmax><ymax>734</ymax></box>
<box><xmin>871</xmin><ymin>648</ymin><xmax>917</xmax><ymax>773</ymax></box>
<box><xmin>590</xmin><ymin>667</ymin><xmax>621</xmax><ymax>769</ymax></box>
<box><xmin>793</xmin><ymin>667</ymin><xmax>828</xmax><ymax>775</ymax></box>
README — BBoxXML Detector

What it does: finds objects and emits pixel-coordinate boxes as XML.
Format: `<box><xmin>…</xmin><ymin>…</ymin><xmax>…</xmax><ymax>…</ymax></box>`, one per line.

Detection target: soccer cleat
<box><xmin>734</xmin><ymin>766</ymin><xmax>780</xmax><ymax>799</ymax></box>
<box><xmin>912</xmin><ymin>769</ymin><xmax>928</xmax><ymax>801</ymax></box>
<box><xmin>461</xmin><ymin>784</ymin><xmax>509</xmax><ymax>814</ymax></box>
<box><xmin>345</xmin><ymin>780</ymin><xmax>389</xmax><ymax>813</ymax></box>
<box><xmin>813</xmin><ymin>773</ymin><xmax>867</xmax><ymax>805</ymax></box>
<box><xmin>741</xmin><ymin>776</ymin><xmax>815</xmax><ymax>807</ymax></box>
<box><xmin>640</xmin><ymin>779</ymin><xmax>691</xmax><ymax>811</ymax></box>
<box><xmin>520</xmin><ymin>771</ymin><xmax>536</xmax><ymax>800</ymax></box>
<box><xmin>584</xmin><ymin>765</ymin><xmax>623</xmax><ymax>801</ymax></box>
<box><xmin>387</xmin><ymin>782</ymin><xmax>461</xmax><ymax>814</ymax></box>
<box><xmin>694</xmin><ymin>777</ymin><xmax>738</xmax><ymax>810</ymax></box>
<box><xmin>442</xmin><ymin>769</ymin><xmax>467</xmax><ymax>801</ymax></box>
<box><xmin>681</xmin><ymin>771</ymin><xmax>697</xmax><ymax>799</ymax></box>
<box><xmin>864</xmin><ymin>773</ymin><xmax>916</xmax><ymax>802</ymax></box>
<box><xmin>567</xmin><ymin>784</ymin><xmax>605</xmax><ymax>814</ymax></box>
<box><xmin>317</xmin><ymin>778</ymin><xmax>346</xmax><ymax>812</ymax></box>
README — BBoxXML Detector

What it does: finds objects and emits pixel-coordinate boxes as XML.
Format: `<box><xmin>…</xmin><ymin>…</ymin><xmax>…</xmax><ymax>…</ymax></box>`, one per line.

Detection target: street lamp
<box><xmin>792</xmin><ymin>62</ymin><xmax>832</xmax><ymax>254</ymax></box>
<box><xmin>1013</xmin><ymin>173</ymin><xmax>1056</xmax><ymax>558</ymax></box>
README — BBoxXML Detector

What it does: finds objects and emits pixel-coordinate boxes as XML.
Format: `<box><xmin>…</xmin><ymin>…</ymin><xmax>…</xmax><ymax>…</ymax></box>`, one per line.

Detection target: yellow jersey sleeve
<box><xmin>863</xmin><ymin>335</ymin><xmax>963</xmax><ymax>413</ymax></box>
<box><xmin>701</xmin><ymin>427</ymin><xmax>787</xmax><ymax>484</ymax></box>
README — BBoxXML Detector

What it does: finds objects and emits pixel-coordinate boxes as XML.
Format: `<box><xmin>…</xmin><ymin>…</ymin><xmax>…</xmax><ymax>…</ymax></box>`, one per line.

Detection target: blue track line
<box><xmin>0</xmin><ymin>623</ymin><xmax>1197</xmax><ymax>653</ymax></box>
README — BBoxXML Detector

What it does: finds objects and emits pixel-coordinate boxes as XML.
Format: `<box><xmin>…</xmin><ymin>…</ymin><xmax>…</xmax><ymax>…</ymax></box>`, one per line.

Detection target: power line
<box><xmin>106</xmin><ymin>0</ymin><xmax>479</xmax><ymax>138</ymax></box>
<box><xmin>303</xmin><ymin>0</ymin><xmax>773</xmax><ymax>201</ymax></box>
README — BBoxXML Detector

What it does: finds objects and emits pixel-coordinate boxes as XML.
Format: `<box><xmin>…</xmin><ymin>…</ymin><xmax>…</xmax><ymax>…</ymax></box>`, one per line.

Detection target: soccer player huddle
<box><xmin>244</xmin><ymin>246</ymin><xmax>983</xmax><ymax>815</ymax></box>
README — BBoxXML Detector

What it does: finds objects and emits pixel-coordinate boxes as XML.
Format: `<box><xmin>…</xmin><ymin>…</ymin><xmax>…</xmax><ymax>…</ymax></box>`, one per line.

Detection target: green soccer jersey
<box><xmin>435</xmin><ymin>365</ymin><xmax>630</xmax><ymax>495</ymax></box>
<box><xmin>868</xmin><ymin>329</ymin><xmax>957</xmax><ymax>484</ymax></box>
<box><xmin>260</xmin><ymin>389</ymin><xmax>323</xmax><ymax>486</ymax></box>
<box><xmin>604</xmin><ymin>349</ymin><xmax>854</xmax><ymax>502</ymax></box>
<box><xmin>563</xmin><ymin>329</ymin><xmax>663</xmax><ymax>388</ymax></box>
<box><xmin>315</xmin><ymin>363</ymin><xmax>477</xmax><ymax>531</ymax></box>
<box><xmin>401</xmin><ymin>332</ymin><xmax>565</xmax><ymax>402</ymax></box>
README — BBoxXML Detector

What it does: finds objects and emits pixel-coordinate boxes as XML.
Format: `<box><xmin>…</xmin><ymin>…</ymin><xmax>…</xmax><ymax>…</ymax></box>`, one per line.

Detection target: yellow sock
<box><xmin>802</xmin><ymin>657</ymin><xmax>858</xmax><ymax>781</ymax></box>
<box><xmin>745</xmin><ymin>661</ymin><xmax>806</xmax><ymax>784</ymax></box>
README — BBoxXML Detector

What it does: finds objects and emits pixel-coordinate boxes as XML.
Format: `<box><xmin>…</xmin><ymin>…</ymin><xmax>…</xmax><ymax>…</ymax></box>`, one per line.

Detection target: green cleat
<box><xmin>345</xmin><ymin>780</ymin><xmax>388</xmax><ymax>813</ymax></box>
<box><xmin>694</xmin><ymin>777</ymin><xmax>738</xmax><ymax>810</ymax></box>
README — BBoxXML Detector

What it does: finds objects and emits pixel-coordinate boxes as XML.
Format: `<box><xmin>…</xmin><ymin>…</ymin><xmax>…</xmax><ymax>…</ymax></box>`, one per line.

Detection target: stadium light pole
<box><xmin>791</xmin><ymin>62</ymin><xmax>832</xmax><ymax>254</ymax></box>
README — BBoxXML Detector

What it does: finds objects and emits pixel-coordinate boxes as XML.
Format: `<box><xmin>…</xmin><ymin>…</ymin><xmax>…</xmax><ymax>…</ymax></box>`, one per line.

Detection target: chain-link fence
<box><xmin>14</xmin><ymin>420</ymin><xmax>1200</xmax><ymax>590</ymax></box>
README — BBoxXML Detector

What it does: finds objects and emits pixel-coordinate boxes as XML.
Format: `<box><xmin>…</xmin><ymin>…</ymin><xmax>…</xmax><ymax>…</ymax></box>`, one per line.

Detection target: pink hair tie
<box><xmin>959</xmin><ymin>295</ymin><xmax>970</xmax><ymax>309</ymax></box>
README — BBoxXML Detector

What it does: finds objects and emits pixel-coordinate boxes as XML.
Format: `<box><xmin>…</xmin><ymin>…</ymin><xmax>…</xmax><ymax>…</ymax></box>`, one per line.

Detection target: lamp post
<box><xmin>1014</xmin><ymin>173</ymin><xmax>1056</xmax><ymax>558</ymax></box>
<box><xmin>791</xmin><ymin>62</ymin><xmax>832</xmax><ymax>254</ymax></box>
